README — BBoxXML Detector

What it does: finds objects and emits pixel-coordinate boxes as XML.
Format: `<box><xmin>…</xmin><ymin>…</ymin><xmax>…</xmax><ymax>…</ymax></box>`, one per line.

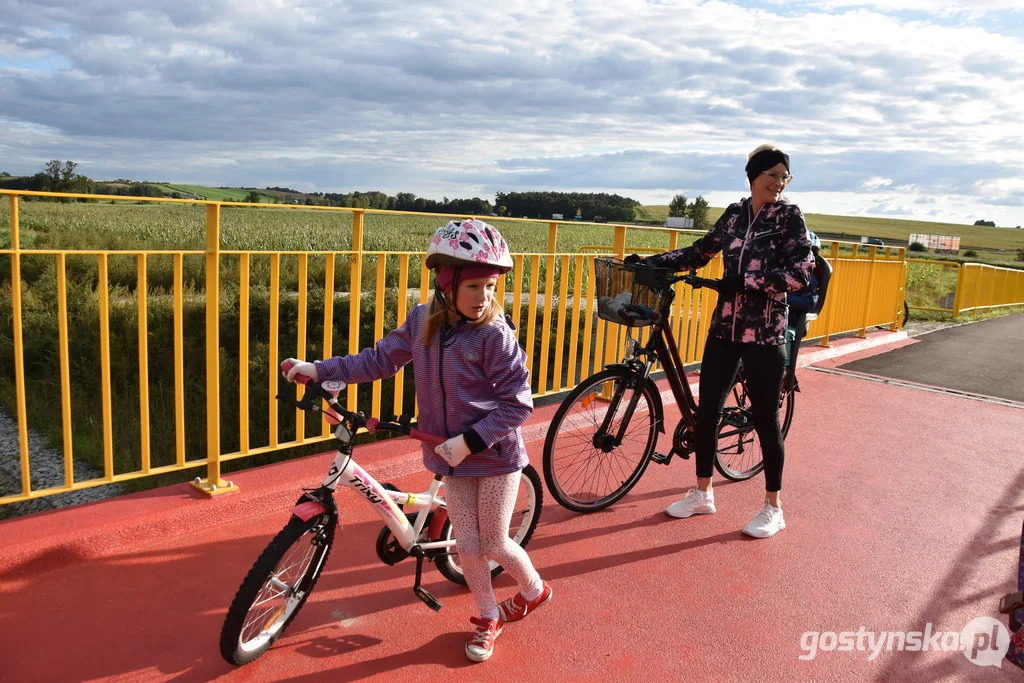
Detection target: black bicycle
<box><xmin>542</xmin><ymin>257</ymin><xmax>796</xmax><ymax>513</ymax></box>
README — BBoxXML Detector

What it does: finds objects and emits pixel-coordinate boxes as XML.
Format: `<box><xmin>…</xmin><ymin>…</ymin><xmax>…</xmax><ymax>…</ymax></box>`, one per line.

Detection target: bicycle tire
<box><xmin>543</xmin><ymin>367</ymin><xmax>659</xmax><ymax>512</ymax></box>
<box><xmin>435</xmin><ymin>464</ymin><xmax>543</xmax><ymax>584</ymax></box>
<box><xmin>714</xmin><ymin>377</ymin><xmax>795</xmax><ymax>481</ymax></box>
<box><xmin>220</xmin><ymin>513</ymin><xmax>335</xmax><ymax>666</ymax></box>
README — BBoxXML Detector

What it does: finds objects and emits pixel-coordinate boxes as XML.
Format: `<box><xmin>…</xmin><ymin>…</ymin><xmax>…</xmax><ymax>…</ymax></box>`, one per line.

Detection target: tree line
<box><xmin>1</xmin><ymin>160</ymin><xmax>698</xmax><ymax>227</ymax></box>
<box><xmin>0</xmin><ymin>161</ymin><xmax>165</xmax><ymax>198</ymax></box>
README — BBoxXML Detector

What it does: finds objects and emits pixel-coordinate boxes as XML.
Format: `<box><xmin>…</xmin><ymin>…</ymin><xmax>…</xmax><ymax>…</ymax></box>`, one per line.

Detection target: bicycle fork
<box><xmin>594</xmin><ymin>370</ymin><xmax>649</xmax><ymax>452</ymax></box>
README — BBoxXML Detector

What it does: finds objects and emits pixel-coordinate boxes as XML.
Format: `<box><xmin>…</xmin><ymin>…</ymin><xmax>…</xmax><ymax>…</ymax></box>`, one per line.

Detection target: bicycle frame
<box><xmin>600</xmin><ymin>276</ymin><xmax>698</xmax><ymax>445</ymax></box>
<box><xmin>298</xmin><ymin>427</ymin><xmax>453</xmax><ymax>555</ymax></box>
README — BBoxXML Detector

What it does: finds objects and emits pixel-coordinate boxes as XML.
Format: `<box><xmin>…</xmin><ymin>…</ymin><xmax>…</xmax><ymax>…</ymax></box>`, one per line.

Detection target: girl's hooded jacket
<box><xmin>645</xmin><ymin>197</ymin><xmax>815</xmax><ymax>346</ymax></box>
<box><xmin>314</xmin><ymin>304</ymin><xmax>532</xmax><ymax>477</ymax></box>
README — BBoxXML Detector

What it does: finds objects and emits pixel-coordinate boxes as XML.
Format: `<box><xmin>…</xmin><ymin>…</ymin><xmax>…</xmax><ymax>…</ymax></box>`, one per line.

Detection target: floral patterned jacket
<box><xmin>645</xmin><ymin>198</ymin><xmax>814</xmax><ymax>346</ymax></box>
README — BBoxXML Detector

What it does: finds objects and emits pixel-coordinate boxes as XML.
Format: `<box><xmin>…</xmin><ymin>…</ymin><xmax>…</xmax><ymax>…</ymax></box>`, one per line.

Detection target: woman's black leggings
<box><xmin>694</xmin><ymin>335</ymin><xmax>787</xmax><ymax>492</ymax></box>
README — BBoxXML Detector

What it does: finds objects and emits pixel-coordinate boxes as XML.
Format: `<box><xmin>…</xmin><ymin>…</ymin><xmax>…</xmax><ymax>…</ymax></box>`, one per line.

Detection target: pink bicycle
<box><xmin>219</xmin><ymin>361</ymin><xmax>543</xmax><ymax>665</ymax></box>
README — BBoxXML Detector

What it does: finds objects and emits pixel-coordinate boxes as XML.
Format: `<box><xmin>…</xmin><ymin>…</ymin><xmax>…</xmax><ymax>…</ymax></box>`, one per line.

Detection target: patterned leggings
<box><xmin>443</xmin><ymin>471</ymin><xmax>542</xmax><ymax>617</ymax></box>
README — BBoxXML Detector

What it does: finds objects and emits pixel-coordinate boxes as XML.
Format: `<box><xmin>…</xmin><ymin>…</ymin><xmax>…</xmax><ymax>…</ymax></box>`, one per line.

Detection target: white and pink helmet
<box><xmin>425</xmin><ymin>219</ymin><xmax>514</xmax><ymax>273</ymax></box>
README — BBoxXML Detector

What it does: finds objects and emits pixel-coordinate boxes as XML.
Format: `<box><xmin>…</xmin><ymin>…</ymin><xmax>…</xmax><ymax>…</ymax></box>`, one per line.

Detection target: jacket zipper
<box><xmin>735</xmin><ymin>202</ymin><xmax>761</xmax><ymax>342</ymax></box>
<box><xmin>438</xmin><ymin>327</ymin><xmax>455</xmax><ymax>476</ymax></box>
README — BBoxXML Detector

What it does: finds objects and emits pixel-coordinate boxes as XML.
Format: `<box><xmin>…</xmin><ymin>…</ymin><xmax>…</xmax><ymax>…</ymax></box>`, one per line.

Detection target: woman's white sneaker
<box><xmin>665</xmin><ymin>489</ymin><xmax>716</xmax><ymax>518</ymax></box>
<box><xmin>742</xmin><ymin>503</ymin><xmax>786</xmax><ymax>538</ymax></box>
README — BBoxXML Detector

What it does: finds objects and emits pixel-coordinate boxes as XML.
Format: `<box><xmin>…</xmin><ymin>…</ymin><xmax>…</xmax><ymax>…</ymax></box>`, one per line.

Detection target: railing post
<box><xmin>857</xmin><ymin>245</ymin><xmax>878</xmax><ymax>337</ymax></box>
<box><xmin>891</xmin><ymin>253</ymin><xmax>907</xmax><ymax>331</ymax></box>
<box><xmin>348</xmin><ymin>210</ymin><xmax>365</xmax><ymax>411</ymax></box>
<box><xmin>192</xmin><ymin>202</ymin><xmax>237</xmax><ymax>496</ymax></box>
<box><xmin>817</xmin><ymin>242</ymin><xmax>839</xmax><ymax>347</ymax></box>
<box><xmin>972</xmin><ymin>264</ymin><xmax>984</xmax><ymax>318</ymax></box>
<box><xmin>951</xmin><ymin>263</ymin><xmax>967</xmax><ymax>319</ymax></box>
<box><xmin>537</xmin><ymin>222</ymin><xmax>558</xmax><ymax>395</ymax></box>
<box><xmin>8</xmin><ymin>195</ymin><xmax>31</xmax><ymax>497</ymax></box>
<box><xmin>613</xmin><ymin>224</ymin><xmax>627</xmax><ymax>257</ymax></box>
<box><xmin>604</xmin><ymin>224</ymin><xmax>629</xmax><ymax>370</ymax></box>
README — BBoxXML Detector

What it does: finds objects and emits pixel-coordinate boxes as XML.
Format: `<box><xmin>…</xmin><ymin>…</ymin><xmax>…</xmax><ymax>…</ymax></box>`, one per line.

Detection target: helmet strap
<box><xmin>435</xmin><ymin>267</ymin><xmax>474</xmax><ymax>325</ymax></box>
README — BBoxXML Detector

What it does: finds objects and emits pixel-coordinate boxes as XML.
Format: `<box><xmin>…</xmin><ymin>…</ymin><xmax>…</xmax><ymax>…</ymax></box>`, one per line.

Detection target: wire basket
<box><xmin>593</xmin><ymin>257</ymin><xmax>671</xmax><ymax>327</ymax></box>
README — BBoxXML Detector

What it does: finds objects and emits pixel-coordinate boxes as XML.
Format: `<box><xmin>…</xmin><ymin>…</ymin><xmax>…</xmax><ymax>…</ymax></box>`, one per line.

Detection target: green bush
<box><xmin>908</xmin><ymin>242</ymin><xmax>927</xmax><ymax>252</ymax></box>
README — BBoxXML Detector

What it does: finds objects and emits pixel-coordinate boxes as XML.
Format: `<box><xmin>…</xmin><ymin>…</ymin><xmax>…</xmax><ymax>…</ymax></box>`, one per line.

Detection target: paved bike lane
<box><xmin>1</xmin><ymin>326</ymin><xmax>1022</xmax><ymax>682</ymax></box>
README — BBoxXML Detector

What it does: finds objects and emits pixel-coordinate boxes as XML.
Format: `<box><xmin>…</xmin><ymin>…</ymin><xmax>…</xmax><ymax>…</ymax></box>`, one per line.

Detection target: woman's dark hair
<box><xmin>745</xmin><ymin>145</ymin><xmax>790</xmax><ymax>183</ymax></box>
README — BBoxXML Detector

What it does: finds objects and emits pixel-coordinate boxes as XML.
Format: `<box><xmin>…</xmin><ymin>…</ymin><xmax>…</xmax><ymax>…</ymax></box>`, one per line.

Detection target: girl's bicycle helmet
<box><xmin>425</xmin><ymin>219</ymin><xmax>513</xmax><ymax>272</ymax></box>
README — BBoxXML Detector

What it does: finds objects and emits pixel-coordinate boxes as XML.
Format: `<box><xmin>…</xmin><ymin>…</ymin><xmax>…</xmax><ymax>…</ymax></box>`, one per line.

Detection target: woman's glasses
<box><xmin>762</xmin><ymin>171</ymin><xmax>793</xmax><ymax>184</ymax></box>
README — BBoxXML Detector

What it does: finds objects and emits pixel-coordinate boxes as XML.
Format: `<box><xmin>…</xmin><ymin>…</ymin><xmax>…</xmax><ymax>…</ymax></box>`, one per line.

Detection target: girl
<box><xmin>284</xmin><ymin>219</ymin><xmax>551</xmax><ymax>662</ymax></box>
<box><xmin>640</xmin><ymin>144</ymin><xmax>814</xmax><ymax>538</ymax></box>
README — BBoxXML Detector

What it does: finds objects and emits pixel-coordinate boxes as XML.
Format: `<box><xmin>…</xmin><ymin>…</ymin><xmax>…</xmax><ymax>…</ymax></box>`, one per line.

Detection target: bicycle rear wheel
<box><xmin>220</xmin><ymin>513</ymin><xmax>336</xmax><ymax>666</ymax></box>
<box><xmin>714</xmin><ymin>377</ymin><xmax>795</xmax><ymax>481</ymax></box>
<box><xmin>543</xmin><ymin>367</ymin><xmax>659</xmax><ymax>512</ymax></box>
<box><xmin>435</xmin><ymin>464</ymin><xmax>543</xmax><ymax>584</ymax></box>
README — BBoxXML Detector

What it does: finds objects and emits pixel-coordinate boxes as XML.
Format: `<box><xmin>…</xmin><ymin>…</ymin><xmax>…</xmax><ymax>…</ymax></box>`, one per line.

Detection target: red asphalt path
<box><xmin>1</xmin><ymin>329</ymin><xmax>1022</xmax><ymax>682</ymax></box>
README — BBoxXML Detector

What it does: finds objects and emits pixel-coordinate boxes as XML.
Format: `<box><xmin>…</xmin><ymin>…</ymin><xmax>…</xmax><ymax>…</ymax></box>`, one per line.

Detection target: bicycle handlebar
<box><xmin>621</xmin><ymin>259</ymin><xmax>723</xmax><ymax>292</ymax></box>
<box><xmin>279</xmin><ymin>360</ymin><xmax>445</xmax><ymax>447</ymax></box>
<box><xmin>679</xmin><ymin>272</ymin><xmax>722</xmax><ymax>291</ymax></box>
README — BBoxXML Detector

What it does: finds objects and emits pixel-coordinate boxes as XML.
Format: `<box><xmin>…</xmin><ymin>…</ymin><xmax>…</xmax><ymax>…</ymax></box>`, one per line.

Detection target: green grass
<box><xmin>911</xmin><ymin>304</ymin><xmax>1024</xmax><ymax>322</ymax></box>
<box><xmin>147</xmin><ymin>184</ymin><xmax>271</xmax><ymax>202</ymax></box>
<box><xmin>1</xmin><ymin>200</ymin><xmax>688</xmax><ymax>254</ymax></box>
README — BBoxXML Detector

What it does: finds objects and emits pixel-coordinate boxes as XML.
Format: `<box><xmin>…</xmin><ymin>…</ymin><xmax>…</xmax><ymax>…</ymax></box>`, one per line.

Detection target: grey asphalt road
<box><xmin>838</xmin><ymin>313</ymin><xmax>1024</xmax><ymax>403</ymax></box>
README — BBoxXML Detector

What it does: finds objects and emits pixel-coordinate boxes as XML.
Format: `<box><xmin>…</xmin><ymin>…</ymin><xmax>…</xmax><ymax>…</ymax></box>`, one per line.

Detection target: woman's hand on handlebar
<box><xmin>681</xmin><ymin>271</ymin><xmax>715</xmax><ymax>290</ymax></box>
<box><xmin>282</xmin><ymin>358</ymin><xmax>318</xmax><ymax>383</ymax></box>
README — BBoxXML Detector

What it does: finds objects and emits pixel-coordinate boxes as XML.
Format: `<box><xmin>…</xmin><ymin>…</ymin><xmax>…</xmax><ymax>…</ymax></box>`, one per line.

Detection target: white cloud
<box><xmin>863</xmin><ymin>177</ymin><xmax>894</xmax><ymax>191</ymax></box>
<box><xmin>0</xmin><ymin>0</ymin><xmax>1022</xmax><ymax>226</ymax></box>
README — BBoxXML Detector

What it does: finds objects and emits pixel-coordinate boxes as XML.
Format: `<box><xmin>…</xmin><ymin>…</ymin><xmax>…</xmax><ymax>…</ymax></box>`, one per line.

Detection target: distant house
<box><xmin>665</xmin><ymin>216</ymin><xmax>694</xmax><ymax>229</ymax></box>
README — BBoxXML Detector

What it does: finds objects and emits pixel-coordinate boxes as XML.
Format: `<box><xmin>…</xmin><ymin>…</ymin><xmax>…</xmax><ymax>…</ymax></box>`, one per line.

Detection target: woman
<box><xmin>640</xmin><ymin>144</ymin><xmax>814</xmax><ymax>538</ymax></box>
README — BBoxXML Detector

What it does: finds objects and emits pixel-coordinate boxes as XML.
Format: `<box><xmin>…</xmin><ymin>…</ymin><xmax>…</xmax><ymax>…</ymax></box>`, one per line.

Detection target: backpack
<box><xmin>1001</xmin><ymin>516</ymin><xmax>1024</xmax><ymax>668</ymax></box>
<box><xmin>809</xmin><ymin>253</ymin><xmax>832</xmax><ymax>316</ymax></box>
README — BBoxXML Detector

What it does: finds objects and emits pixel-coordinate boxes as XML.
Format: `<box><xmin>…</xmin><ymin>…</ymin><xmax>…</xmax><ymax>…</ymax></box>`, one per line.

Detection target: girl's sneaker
<box><xmin>497</xmin><ymin>582</ymin><xmax>553</xmax><ymax>622</ymax></box>
<box><xmin>465</xmin><ymin>617</ymin><xmax>503</xmax><ymax>662</ymax></box>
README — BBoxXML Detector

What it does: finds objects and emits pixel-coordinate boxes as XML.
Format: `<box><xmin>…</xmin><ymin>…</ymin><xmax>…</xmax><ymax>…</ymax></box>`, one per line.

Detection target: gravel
<box><xmin>0</xmin><ymin>411</ymin><xmax>125</xmax><ymax>519</ymax></box>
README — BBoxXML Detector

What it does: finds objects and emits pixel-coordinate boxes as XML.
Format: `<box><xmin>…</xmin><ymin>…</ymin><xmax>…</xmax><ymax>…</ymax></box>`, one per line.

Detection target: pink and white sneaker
<box><xmin>465</xmin><ymin>616</ymin><xmax>503</xmax><ymax>662</ymax></box>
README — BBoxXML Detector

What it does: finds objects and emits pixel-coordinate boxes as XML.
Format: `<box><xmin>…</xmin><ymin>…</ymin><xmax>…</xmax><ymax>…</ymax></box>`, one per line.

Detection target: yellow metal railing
<box><xmin>808</xmin><ymin>242</ymin><xmax>908</xmax><ymax>344</ymax></box>
<box><xmin>905</xmin><ymin>258</ymin><xmax>1024</xmax><ymax>317</ymax></box>
<box><xmin>3</xmin><ymin>190</ymin><xmax>986</xmax><ymax>506</ymax></box>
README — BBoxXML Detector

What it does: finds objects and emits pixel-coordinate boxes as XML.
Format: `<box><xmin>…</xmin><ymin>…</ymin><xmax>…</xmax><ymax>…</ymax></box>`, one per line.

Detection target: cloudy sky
<box><xmin>2</xmin><ymin>0</ymin><xmax>1022</xmax><ymax>226</ymax></box>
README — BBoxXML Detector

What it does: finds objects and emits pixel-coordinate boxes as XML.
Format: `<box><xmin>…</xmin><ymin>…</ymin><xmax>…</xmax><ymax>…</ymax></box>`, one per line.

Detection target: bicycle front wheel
<box><xmin>714</xmin><ymin>377</ymin><xmax>796</xmax><ymax>481</ymax></box>
<box><xmin>543</xmin><ymin>368</ymin><xmax>659</xmax><ymax>512</ymax></box>
<box><xmin>220</xmin><ymin>513</ymin><xmax>336</xmax><ymax>666</ymax></box>
<box><xmin>435</xmin><ymin>464</ymin><xmax>543</xmax><ymax>584</ymax></box>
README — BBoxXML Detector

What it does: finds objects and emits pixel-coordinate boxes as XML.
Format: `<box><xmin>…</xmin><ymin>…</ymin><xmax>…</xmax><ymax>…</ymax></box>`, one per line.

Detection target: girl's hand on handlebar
<box><xmin>282</xmin><ymin>358</ymin><xmax>318</xmax><ymax>383</ymax></box>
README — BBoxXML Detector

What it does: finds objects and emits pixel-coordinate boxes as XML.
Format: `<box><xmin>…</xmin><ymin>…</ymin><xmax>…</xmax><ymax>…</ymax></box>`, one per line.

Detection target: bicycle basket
<box><xmin>593</xmin><ymin>257</ymin><xmax>671</xmax><ymax>327</ymax></box>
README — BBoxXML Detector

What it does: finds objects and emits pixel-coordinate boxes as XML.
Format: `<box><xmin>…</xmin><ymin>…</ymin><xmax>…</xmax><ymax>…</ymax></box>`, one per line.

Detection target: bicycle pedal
<box><xmin>414</xmin><ymin>586</ymin><xmax>443</xmax><ymax>612</ymax></box>
<box><xmin>651</xmin><ymin>452</ymin><xmax>672</xmax><ymax>465</ymax></box>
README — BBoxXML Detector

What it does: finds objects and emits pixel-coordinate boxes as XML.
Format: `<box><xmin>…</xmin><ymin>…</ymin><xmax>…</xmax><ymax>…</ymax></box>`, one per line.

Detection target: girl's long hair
<box><xmin>422</xmin><ymin>287</ymin><xmax>503</xmax><ymax>344</ymax></box>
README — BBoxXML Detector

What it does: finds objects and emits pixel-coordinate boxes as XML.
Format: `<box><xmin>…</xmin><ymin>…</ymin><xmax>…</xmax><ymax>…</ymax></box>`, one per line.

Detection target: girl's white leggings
<box><xmin>443</xmin><ymin>470</ymin><xmax>541</xmax><ymax>617</ymax></box>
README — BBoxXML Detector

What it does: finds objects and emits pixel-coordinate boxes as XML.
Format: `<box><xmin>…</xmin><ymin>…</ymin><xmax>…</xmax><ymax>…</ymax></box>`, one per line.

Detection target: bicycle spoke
<box><xmin>546</xmin><ymin>373</ymin><xmax>656</xmax><ymax>508</ymax></box>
